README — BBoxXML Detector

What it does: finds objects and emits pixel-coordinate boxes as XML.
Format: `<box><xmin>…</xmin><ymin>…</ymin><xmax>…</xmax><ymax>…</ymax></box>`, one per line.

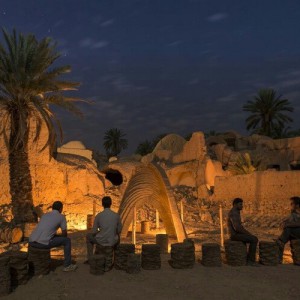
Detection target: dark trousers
<box><xmin>278</xmin><ymin>227</ymin><xmax>300</xmax><ymax>261</ymax></box>
<box><xmin>29</xmin><ymin>236</ymin><xmax>72</xmax><ymax>267</ymax></box>
<box><xmin>231</xmin><ymin>233</ymin><xmax>258</xmax><ymax>262</ymax></box>
<box><xmin>86</xmin><ymin>233</ymin><xmax>114</xmax><ymax>271</ymax></box>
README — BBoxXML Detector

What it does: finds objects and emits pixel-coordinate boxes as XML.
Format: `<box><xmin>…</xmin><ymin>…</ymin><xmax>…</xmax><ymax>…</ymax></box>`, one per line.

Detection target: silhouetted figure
<box><xmin>276</xmin><ymin>196</ymin><xmax>300</xmax><ymax>263</ymax></box>
<box><xmin>228</xmin><ymin>198</ymin><xmax>258</xmax><ymax>265</ymax></box>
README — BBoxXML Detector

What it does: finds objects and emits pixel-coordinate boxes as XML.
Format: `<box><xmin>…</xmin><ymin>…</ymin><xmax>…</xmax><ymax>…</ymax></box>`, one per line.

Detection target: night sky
<box><xmin>1</xmin><ymin>0</ymin><xmax>300</xmax><ymax>153</ymax></box>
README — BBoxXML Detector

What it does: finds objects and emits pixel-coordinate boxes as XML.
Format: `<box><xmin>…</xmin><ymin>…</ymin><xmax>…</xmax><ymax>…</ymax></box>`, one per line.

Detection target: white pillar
<box><xmin>219</xmin><ymin>204</ymin><xmax>224</xmax><ymax>247</ymax></box>
<box><xmin>156</xmin><ymin>209</ymin><xmax>160</xmax><ymax>229</ymax></box>
<box><xmin>132</xmin><ymin>206</ymin><xmax>137</xmax><ymax>245</ymax></box>
<box><xmin>180</xmin><ymin>200</ymin><xmax>184</xmax><ymax>222</ymax></box>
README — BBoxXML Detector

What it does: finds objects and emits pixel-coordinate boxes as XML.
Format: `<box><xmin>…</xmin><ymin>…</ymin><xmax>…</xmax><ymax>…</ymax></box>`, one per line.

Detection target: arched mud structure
<box><xmin>118</xmin><ymin>164</ymin><xmax>186</xmax><ymax>242</ymax></box>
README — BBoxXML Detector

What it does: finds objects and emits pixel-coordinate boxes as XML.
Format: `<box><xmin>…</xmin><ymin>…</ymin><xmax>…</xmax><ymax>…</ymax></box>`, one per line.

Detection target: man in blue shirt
<box><xmin>29</xmin><ymin>201</ymin><xmax>77</xmax><ymax>272</ymax></box>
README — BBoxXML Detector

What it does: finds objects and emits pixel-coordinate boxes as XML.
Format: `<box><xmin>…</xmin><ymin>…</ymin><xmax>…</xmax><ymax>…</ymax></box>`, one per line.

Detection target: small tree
<box><xmin>103</xmin><ymin>128</ymin><xmax>128</xmax><ymax>157</ymax></box>
<box><xmin>135</xmin><ymin>140</ymin><xmax>153</xmax><ymax>156</ymax></box>
<box><xmin>228</xmin><ymin>152</ymin><xmax>262</xmax><ymax>175</ymax></box>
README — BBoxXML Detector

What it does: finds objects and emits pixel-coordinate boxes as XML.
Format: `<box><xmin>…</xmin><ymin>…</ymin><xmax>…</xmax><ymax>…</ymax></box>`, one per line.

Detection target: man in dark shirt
<box><xmin>276</xmin><ymin>196</ymin><xmax>300</xmax><ymax>263</ymax></box>
<box><xmin>227</xmin><ymin>198</ymin><xmax>258</xmax><ymax>265</ymax></box>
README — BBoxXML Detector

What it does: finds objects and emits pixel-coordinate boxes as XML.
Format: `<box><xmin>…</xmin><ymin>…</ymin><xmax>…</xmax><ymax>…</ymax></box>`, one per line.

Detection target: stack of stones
<box><xmin>95</xmin><ymin>245</ymin><xmax>114</xmax><ymax>271</ymax></box>
<box><xmin>202</xmin><ymin>243</ymin><xmax>222</xmax><ymax>267</ymax></box>
<box><xmin>141</xmin><ymin>244</ymin><xmax>161</xmax><ymax>270</ymax></box>
<box><xmin>169</xmin><ymin>242</ymin><xmax>195</xmax><ymax>269</ymax></box>
<box><xmin>89</xmin><ymin>255</ymin><xmax>105</xmax><ymax>275</ymax></box>
<box><xmin>259</xmin><ymin>241</ymin><xmax>279</xmax><ymax>266</ymax></box>
<box><xmin>115</xmin><ymin>244</ymin><xmax>135</xmax><ymax>270</ymax></box>
<box><xmin>184</xmin><ymin>239</ymin><xmax>196</xmax><ymax>262</ymax></box>
<box><xmin>156</xmin><ymin>234</ymin><xmax>169</xmax><ymax>254</ymax></box>
<box><xmin>0</xmin><ymin>256</ymin><xmax>10</xmax><ymax>297</ymax></box>
<box><xmin>9</xmin><ymin>252</ymin><xmax>29</xmax><ymax>286</ymax></box>
<box><xmin>291</xmin><ymin>240</ymin><xmax>300</xmax><ymax>265</ymax></box>
<box><xmin>28</xmin><ymin>246</ymin><xmax>51</xmax><ymax>276</ymax></box>
<box><xmin>126</xmin><ymin>254</ymin><xmax>141</xmax><ymax>274</ymax></box>
<box><xmin>224</xmin><ymin>240</ymin><xmax>247</xmax><ymax>266</ymax></box>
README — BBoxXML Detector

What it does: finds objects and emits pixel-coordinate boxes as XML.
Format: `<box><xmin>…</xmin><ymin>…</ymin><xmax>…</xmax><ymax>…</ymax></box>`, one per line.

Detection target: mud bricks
<box><xmin>291</xmin><ymin>239</ymin><xmax>300</xmax><ymax>265</ymax></box>
<box><xmin>202</xmin><ymin>243</ymin><xmax>222</xmax><ymax>267</ymax></box>
<box><xmin>259</xmin><ymin>241</ymin><xmax>279</xmax><ymax>266</ymax></box>
<box><xmin>225</xmin><ymin>240</ymin><xmax>247</xmax><ymax>266</ymax></box>
<box><xmin>126</xmin><ymin>254</ymin><xmax>141</xmax><ymax>274</ymax></box>
<box><xmin>0</xmin><ymin>256</ymin><xmax>10</xmax><ymax>296</ymax></box>
<box><xmin>95</xmin><ymin>245</ymin><xmax>114</xmax><ymax>272</ymax></box>
<box><xmin>8</xmin><ymin>252</ymin><xmax>29</xmax><ymax>286</ymax></box>
<box><xmin>169</xmin><ymin>242</ymin><xmax>195</xmax><ymax>269</ymax></box>
<box><xmin>141</xmin><ymin>244</ymin><xmax>161</xmax><ymax>270</ymax></box>
<box><xmin>114</xmin><ymin>244</ymin><xmax>135</xmax><ymax>270</ymax></box>
<box><xmin>28</xmin><ymin>246</ymin><xmax>51</xmax><ymax>275</ymax></box>
<box><xmin>89</xmin><ymin>255</ymin><xmax>105</xmax><ymax>275</ymax></box>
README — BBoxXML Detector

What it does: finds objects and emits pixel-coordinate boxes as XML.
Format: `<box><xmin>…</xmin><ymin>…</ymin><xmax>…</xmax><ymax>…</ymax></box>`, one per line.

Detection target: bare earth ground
<box><xmin>2</xmin><ymin>225</ymin><xmax>300</xmax><ymax>300</ymax></box>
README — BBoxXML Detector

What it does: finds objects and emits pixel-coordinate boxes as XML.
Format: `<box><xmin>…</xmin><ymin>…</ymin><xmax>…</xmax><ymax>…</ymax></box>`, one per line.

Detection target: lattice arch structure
<box><xmin>118</xmin><ymin>164</ymin><xmax>186</xmax><ymax>242</ymax></box>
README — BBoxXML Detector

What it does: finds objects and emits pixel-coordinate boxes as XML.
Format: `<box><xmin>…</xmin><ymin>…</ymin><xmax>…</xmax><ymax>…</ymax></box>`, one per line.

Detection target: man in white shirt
<box><xmin>86</xmin><ymin>196</ymin><xmax>122</xmax><ymax>265</ymax></box>
<box><xmin>29</xmin><ymin>201</ymin><xmax>77</xmax><ymax>272</ymax></box>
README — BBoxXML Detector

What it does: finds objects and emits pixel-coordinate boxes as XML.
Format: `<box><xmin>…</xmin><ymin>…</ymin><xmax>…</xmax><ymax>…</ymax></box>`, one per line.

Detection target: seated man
<box><xmin>86</xmin><ymin>196</ymin><xmax>122</xmax><ymax>269</ymax></box>
<box><xmin>228</xmin><ymin>198</ymin><xmax>259</xmax><ymax>265</ymax></box>
<box><xmin>29</xmin><ymin>201</ymin><xmax>77</xmax><ymax>272</ymax></box>
<box><xmin>276</xmin><ymin>196</ymin><xmax>300</xmax><ymax>263</ymax></box>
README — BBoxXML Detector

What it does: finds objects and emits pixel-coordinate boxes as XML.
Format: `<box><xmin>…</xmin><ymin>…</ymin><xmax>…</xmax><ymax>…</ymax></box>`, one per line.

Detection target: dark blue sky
<box><xmin>1</xmin><ymin>0</ymin><xmax>300</xmax><ymax>152</ymax></box>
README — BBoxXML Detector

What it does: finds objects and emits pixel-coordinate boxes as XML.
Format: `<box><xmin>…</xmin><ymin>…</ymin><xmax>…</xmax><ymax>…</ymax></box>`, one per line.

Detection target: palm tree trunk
<box><xmin>9</xmin><ymin>131</ymin><xmax>36</xmax><ymax>224</ymax></box>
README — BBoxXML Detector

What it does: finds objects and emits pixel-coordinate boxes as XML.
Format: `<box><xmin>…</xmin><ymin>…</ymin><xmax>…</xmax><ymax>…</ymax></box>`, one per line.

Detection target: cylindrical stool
<box><xmin>23</xmin><ymin>223</ymin><xmax>37</xmax><ymax>239</ymax></box>
<box><xmin>259</xmin><ymin>241</ymin><xmax>279</xmax><ymax>266</ymax></box>
<box><xmin>0</xmin><ymin>256</ymin><xmax>11</xmax><ymax>297</ymax></box>
<box><xmin>95</xmin><ymin>245</ymin><xmax>114</xmax><ymax>271</ymax></box>
<box><xmin>156</xmin><ymin>234</ymin><xmax>169</xmax><ymax>254</ymax></box>
<box><xmin>291</xmin><ymin>239</ymin><xmax>300</xmax><ymax>266</ymax></box>
<box><xmin>89</xmin><ymin>255</ymin><xmax>105</xmax><ymax>275</ymax></box>
<box><xmin>8</xmin><ymin>252</ymin><xmax>29</xmax><ymax>286</ymax></box>
<box><xmin>141</xmin><ymin>244</ymin><xmax>161</xmax><ymax>270</ymax></box>
<box><xmin>169</xmin><ymin>242</ymin><xmax>195</xmax><ymax>269</ymax></box>
<box><xmin>202</xmin><ymin>243</ymin><xmax>222</xmax><ymax>267</ymax></box>
<box><xmin>87</xmin><ymin>215</ymin><xmax>94</xmax><ymax>230</ymax></box>
<box><xmin>141</xmin><ymin>221</ymin><xmax>151</xmax><ymax>234</ymax></box>
<box><xmin>126</xmin><ymin>254</ymin><xmax>141</xmax><ymax>274</ymax></box>
<box><xmin>28</xmin><ymin>246</ymin><xmax>51</xmax><ymax>275</ymax></box>
<box><xmin>224</xmin><ymin>240</ymin><xmax>247</xmax><ymax>266</ymax></box>
<box><xmin>115</xmin><ymin>244</ymin><xmax>135</xmax><ymax>270</ymax></box>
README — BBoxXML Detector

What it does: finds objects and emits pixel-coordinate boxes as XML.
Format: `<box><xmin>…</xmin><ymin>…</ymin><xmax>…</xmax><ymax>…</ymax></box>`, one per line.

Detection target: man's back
<box><xmin>93</xmin><ymin>208</ymin><xmax>122</xmax><ymax>246</ymax></box>
<box><xmin>228</xmin><ymin>207</ymin><xmax>243</xmax><ymax>237</ymax></box>
<box><xmin>29</xmin><ymin>210</ymin><xmax>66</xmax><ymax>245</ymax></box>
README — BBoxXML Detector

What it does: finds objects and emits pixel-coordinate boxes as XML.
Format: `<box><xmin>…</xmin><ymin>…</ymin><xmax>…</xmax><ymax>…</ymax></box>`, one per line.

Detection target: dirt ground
<box><xmin>2</xmin><ymin>226</ymin><xmax>300</xmax><ymax>300</ymax></box>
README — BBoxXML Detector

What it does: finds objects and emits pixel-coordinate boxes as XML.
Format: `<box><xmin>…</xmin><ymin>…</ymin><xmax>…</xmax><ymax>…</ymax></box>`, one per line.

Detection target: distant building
<box><xmin>57</xmin><ymin>140</ymin><xmax>96</xmax><ymax>166</ymax></box>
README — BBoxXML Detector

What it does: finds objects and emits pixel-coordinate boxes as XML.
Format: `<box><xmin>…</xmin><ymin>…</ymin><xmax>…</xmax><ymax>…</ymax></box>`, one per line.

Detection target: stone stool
<box><xmin>28</xmin><ymin>246</ymin><xmax>51</xmax><ymax>275</ymax></box>
<box><xmin>259</xmin><ymin>241</ymin><xmax>279</xmax><ymax>266</ymax></box>
<box><xmin>291</xmin><ymin>240</ymin><xmax>300</xmax><ymax>266</ymax></box>
<box><xmin>8</xmin><ymin>252</ymin><xmax>29</xmax><ymax>286</ymax></box>
<box><xmin>115</xmin><ymin>244</ymin><xmax>135</xmax><ymax>270</ymax></box>
<box><xmin>141</xmin><ymin>244</ymin><xmax>161</xmax><ymax>270</ymax></box>
<box><xmin>224</xmin><ymin>240</ymin><xmax>247</xmax><ymax>266</ymax></box>
<box><xmin>202</xmin><ymin>243</ymin><xmax>222</xmax><ymax>267</ymax></box>
<box><xmin>95</xmin><ymin>245</ymin><xmax>114</xmax><ymax>271</ymax></box>
<box><xmin>89</xmin><ymin>255</ymin><xmax>105</xmax><ymax>275</ymax></box>
<box><xmin>156</xmin><ymin>234</ymin><xmax>169</xmax><ymax>254</ymax></box>
<box><xmin>169</xmin><ymin>242</ymin><xmax>195</xmax><ymax>269</ymax></box>
<box><xmin>126</xmin><ymin>254</ymin><xmax>141</xmax><ymax>274</ymax></box>
<box><xmin>0</xmin><ymin>256</ymin><xmax>10</xmax><ymax>297</ymax></box>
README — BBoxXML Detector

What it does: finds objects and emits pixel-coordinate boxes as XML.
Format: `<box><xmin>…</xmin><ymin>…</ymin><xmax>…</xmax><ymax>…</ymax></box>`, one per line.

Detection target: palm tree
<box><xmin>135</xmin><ymin>140</ymin><xmax>153</xmax><ymax>156</ymax></box>
<box><xmin>0</xmin><ymin>29</ymin><xmax>83</xmax><ymax>223</ymax></box>
<box><xmin>228</xmin><ymin>152</ymin><xmax>261</xmax><ymax>175</ymax></box>
<box><xmin>243</xmin><ymin>89</ymin><xmax>294</xmax><ymax>137</ymax></box>
<box><xmin>103</xmin><ymin>128</ymin><xmax>128</xmax><ymax>157</ymax></box>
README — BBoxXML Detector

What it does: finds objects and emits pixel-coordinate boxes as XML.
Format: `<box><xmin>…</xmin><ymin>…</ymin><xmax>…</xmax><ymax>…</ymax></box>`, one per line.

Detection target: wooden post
<box><xmin>180</xmin><ymin>200</ymin><xmax>184</xmax><ymax>222</ymax></box>
<box><xmin>93</xmin><ymin>198</ymin><xmax>96</xmax><ymax>220</ymax></box>
<box><xmin>219</xmin><ymin>204</ymin><xmax>224</xmax><ymax>247</ymax></box>
<box><xmin>155</xmin><ymin>209</ymin><xmax>159</xmax><ymax>229</ymax></box>
<box><xmin>132</xmin><ymin>206</ymin><xmax>136</xmax><ymax>245</ymax></box>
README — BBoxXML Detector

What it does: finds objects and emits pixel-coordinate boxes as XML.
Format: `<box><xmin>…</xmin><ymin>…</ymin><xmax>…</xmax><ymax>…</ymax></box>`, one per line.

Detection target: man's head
<box><xmin>290</xmin><ymin>196</ymin><xmax>300</xmax><ymax>211</ymax></box>
<box><xmin>102</xmin><ymin>196</ymin><xmax>112</xmax><ymax>209</ymax></box>
<box><xmin>232</xmin><ymin>198</ymin><xmax>243</xmax><ymax>210</ymax></box>
<box><xmin>52</xmin><ymin>201</ymin><xmax>63</xmax><ymax>213</ymax></box>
